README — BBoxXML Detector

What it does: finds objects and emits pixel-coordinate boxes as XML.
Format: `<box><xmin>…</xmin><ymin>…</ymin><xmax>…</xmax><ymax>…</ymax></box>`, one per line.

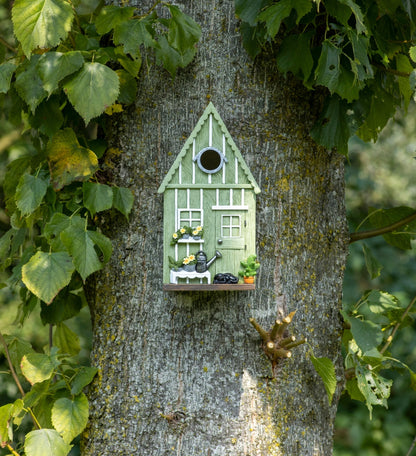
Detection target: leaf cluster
<box><xmin>235</xmin><ymin>0</ymin><xmax>416</xmax><ymax>154</ymax></box>
<box><xmin>0</xmin><ymin>332</ymin><xmax>97</xmax><ymax>456</ymax></box>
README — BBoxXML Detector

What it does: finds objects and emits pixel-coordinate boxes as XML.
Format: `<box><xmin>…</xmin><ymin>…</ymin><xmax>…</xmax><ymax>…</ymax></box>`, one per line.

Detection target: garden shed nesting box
<box><xmin>158</xmin><ymin>103</ymin><xmax>260</xmax><ymax>290</ymax></box>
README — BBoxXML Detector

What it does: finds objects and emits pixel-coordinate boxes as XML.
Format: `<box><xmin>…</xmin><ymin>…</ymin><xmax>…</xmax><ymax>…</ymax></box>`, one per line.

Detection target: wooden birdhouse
<box><xmin>158</xmin><ymin>103</ymin><xmax>260</xmax><ymax>290</ymax></box>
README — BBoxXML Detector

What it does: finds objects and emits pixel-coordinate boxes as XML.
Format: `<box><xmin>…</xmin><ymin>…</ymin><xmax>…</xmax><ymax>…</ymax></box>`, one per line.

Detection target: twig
<box><xmin>349</xmin><ymin>211</ymin><xmax>416</xmax><ymax>243</ymax></box>
<box><xmin>0</xmin><ymin>332</ymin><xmax>26</xmax><ymax>397</ymax></box>
<box><xmin>380</xmin><ymin>295</ymin><xmax>416</xmax><ymax>355</ymax></box>
<box><xmin>6</xmin><ymin>443</ymin><xmax>21</xmax><ymax>456</ymax></box>
<box><xmin>0</xmin><ymin>36</ymin><xmax>17</xmax><ymax>53</ymax></box>
<box><xmin>405</xmin><ymin>434</ymin><xmax>416</xmax><ymax>456</ymax></box>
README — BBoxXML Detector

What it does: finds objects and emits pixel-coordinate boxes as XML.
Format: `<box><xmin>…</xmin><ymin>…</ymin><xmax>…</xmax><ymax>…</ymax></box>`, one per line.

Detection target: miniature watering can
<box><xmin>195</xmin><ymin>250</ymin><xmax>222</xmax><ymax>273</ymax></box>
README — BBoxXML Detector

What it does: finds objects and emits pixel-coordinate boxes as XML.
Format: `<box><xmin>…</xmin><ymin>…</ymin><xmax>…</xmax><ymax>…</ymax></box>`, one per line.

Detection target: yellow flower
<box><xmin>188</xmin><ymin>255</ymin><xmax>195</xmax><ymax>261</ymax></box>
<box><xmin>172</xmin><ymin>233</ymin><xmax>178</xmax><ymax>239</ymax></box>
<box><xmin>180</xmin><ymin>228</ymin><xmax>186</xmax><ymax>234</ymax></box>
<box><xmin>196</xmin><ymin>226</ymin><xmax>202</xmax><ymax>231</ymax></box>
<box><xmin>183</xmin><ymin>257</ymin><xmax>190</xmax><ymax>265</ymax></box>
<box><xmin>192</xmin><ymin>230</ymin><xmax>198</xmax><ymax>236</ymax></box>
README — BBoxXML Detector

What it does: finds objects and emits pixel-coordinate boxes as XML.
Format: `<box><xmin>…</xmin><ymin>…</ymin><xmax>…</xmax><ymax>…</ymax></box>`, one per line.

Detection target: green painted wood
<box><xmin>165</xmin><ymin>184</ymin><xmax>254</xmax><ymax>189</ymax></box>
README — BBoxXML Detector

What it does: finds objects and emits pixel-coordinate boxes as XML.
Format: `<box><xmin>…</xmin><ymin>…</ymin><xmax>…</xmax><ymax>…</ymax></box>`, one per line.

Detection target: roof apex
<box><xmin>158</xmin><ymin>103</ymin><xmax>260</xmax><ymax>194</ymax></box>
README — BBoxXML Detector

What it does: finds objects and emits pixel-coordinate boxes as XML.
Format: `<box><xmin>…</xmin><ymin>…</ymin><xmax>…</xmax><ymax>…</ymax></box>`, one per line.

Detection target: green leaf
<box><xmin>368</xmin><ymin>206</ymin><xmax>416</xmax><ymax>249</ymax></box>
<box><xmin>310</xmin><ymin>96</ymin><xmax>353</xmax><ymax>154</ymax></box>
<box><xmin>83</xmin><ymin>182</ymin><xmax>113</xmax><ymax>215</ymax></box>
<box><xmin>47</xmin><ymin>128</ymin><xmax>98</xmax><ymax>190</ymax></box>
<box><xmin>51</xmin><ymin>394</ymin><xmax>89</xmax><ymax>444</ymax></box>
<box><xmin>30</xmin><ymin>97</ymin><xmax>64</xmax><ymax>137</ymax></box>
<box><xmin>339</xmin><ymin>0</ymin><xmax>366</xmax><ymax>34</ymax></box>
<box><xmin>21</xmin><ymin>352</ymin><xmax>58</xmax><ymax>384</ymax></box>
<box><xmin>116</xmin><ymin>69</ymin><xmax>138</xmax><ymax>104</ymax></box>
<box><xmin>114</xmin><ymin>17</ymin><xmax>157</xmax><ymax>58</ymax></box>
<box><xmin>310</xmin><ymin>355</ymin><xmax>337</xmax><ymax>404</ymax></box>
<box><xmin>15</xmin><ymin>55</ymin><xmax>47</xmax><ymax>113</ymax></box>
<box><xmin>95</xmin><ymin>5</ymin><xmax>135</xmax><ymax>35</ymax></box>
<box><xmin>257</xmin><ymin>0</ymin><xmax>293</xmax><ymax>38</ymax></box>
<box><xmin>22</xmin><ymin>251</ymin><xmax>75</xmax><ymax>304</ymax></box>
<box><xmin>166</xmin><ymin>4</ymin><xmax>201</xmax><ymax>54</ymax></box>
<box><xmin>396</xmin><ymin>54</ymin><xmax>414</xmax><ymax>107</ymax></box>
<box><xmin>347</xmin><ymin>30</ymin><xmax>373</xmax><ymax>81</ymax></box>
<box><xmin>115</xmin><ymin>48</ymin><xmax>141</xmax><ymax>78</ymax></box>
<box><xmin>112</xmin><ymin>186</ymin><xmax>134</xmax><ymax>219</ymax></box>
<box><xmin>15</xmin><ymin>173</ymin><xmax>48</xmax><ymax>217</ymax></box>
<box><xmin>0</xmin><ymin>404</ymin><xmax>13</xmax><ymax>445</ymax></box>
<box><xmin>348</xmin><ymin>317</ymin><xmax>383</xmax><ymax>353</ymax></box>
<box><xmin>63</xmin><ymin>62</ymin><xmax>120</xmax><ymax>124</ymax></box>
<box><xmin>71</xmin><ymin>366</ymin><xmax>98</xmax><ymax>395</ymax></box>
<box><xmin>235</xmin><ymin>0</ymin><xmax>270</xmax><ymax>25</ymax></box>
<box><xmin>0</xmin><ymin>62</ymin><xmax>16</xmax><ymax>93</ymax></box>
<box><xmin>60</xmin><ymin>219</ymin><xmax>112</xmax><ymax>281</ymax></box>
<box><xmin>355</xmin><ymin>363</ymin><xmax>392</xmax><ymax>418</ymax></box>
<box><xmin>362</xmin><ymin>243</ymin><xmax>382</xmax><ymax>279</ymax></box>
<box><xmin>315</xmin><ymin>41</ymin><xmax>341</xmax><ymax>93</ymax></box>
<box><xmin>410</xmin><ymin>45</ymin><xmax>416</xmax><ymax>63</ymax></box>
<box><xmin>87</xmin><ymin>230</ymin><xmax>112</xmax><ymax>264</ymax></box>
<box><xmin>24</xmin><ymin>429</ymin><xmax>72</xmax><ymax>456</ymax></box>
<box><xmin>12</xmin><ymin>0</ymin><xmax>74</xmax><ymax>57</ymax></box>
<box><xmin>40</xmin><ymin>288</ymin><xmax>83</xmax><ymax>325</ymax></box>
<box><xmin>53</xmin><ymin>322</ymin><xmax>81</xmax><ymax>357</ymax></box>
<box><xmin>276</xmin><ymin>32</ymin><xmax>314</xmax><ymax>86</ymax></box>
<box><xmin>1</xmin><ymin>334</ymin><xmax>35</xmax><ymax>375</ymax></box>
<box><xmin>155</xmin><ymin>35</ymin><xmax>196</xmax><ymax>77</ymax></box>
<box><xmin>37</xmin><ymin>51</ymin><xmax>84</xmax><ymax>96</ymax></box>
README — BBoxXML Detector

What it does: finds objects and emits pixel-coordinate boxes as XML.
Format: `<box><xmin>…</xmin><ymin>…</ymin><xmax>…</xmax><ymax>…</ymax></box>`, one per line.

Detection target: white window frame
<box><xmin>177</xmin><ymin>209</ymin><xmax>202</xmax><ymax>230</ymax></box>
<box><xmin>221</xmin><ymin>214</ymin><xmax>241</xmax><ymax>238</ymax></box>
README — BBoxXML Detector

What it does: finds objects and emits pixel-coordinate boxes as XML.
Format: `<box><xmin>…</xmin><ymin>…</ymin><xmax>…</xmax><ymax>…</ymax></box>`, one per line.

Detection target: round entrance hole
<box><xmin>196</xmin><ymin>147</ymin><xmax>225</xmax><ymax>174</ymax></box>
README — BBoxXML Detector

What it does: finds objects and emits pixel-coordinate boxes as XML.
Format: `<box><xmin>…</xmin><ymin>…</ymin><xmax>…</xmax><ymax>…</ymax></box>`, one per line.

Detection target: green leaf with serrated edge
<box><xmin>63</xmin><ymin>62</ymin><xmax>119</xmax><ymax>124</ymax></box>
<box><xmin>346</xmin><ymin>377</ymin><xmax>366</xmax><ymax>401</ymax></box>
<box><xmin>155</xmin><ymin>35</ymin><xmax>192</xmax><ymax>77</ymax></box>
<box><xmin>30</xmin><ymin>97</ymin><xmax>64</xmax><ymax>137</ymax></box>
<box><xmin>1</xmin><ymin>335</ymin><xmax>35</xmax><ymax>375</ymax></box>
<box><xmin>75</xmin><ymin>0</ymin><xmax>101</xmax><ymax>16</ymax></box>
<box><xmin>365</xmin><ymin>290</ymin><xmax>401</xmax><ymax>315</ymax></box>
<box><xmin>347</xmin><ymin>30</ymin><xmax>373</xmax><ymax>81</ymax></box>
<box><xmin>310</xmin><ymin>96</ymin><xmax>352</xmax><ymax>154</ymax></box>
<box><xmin>362</xmin><ymin>243</ymin><xmax>382</xmax><ymax>279</ymax></box>
<box><xmin>396</xmin><ymin>54</ymin><xmax>413</xmax><ymax>108</ymax></box>
<box><xmin>235</xmin><ymin>0</ymin><xmax>269</xmax><ymax>25</ymax></box>
<box><xmin>239</xmin><ymin>22</ymin><xmax>267</xmax><ymax>58</ymax></box>
<box><xmin>0</xmin><ymin>62</ymin><xmax>16</xmax><ymax>93</ymax></box>
<box><xmin>21</xmin><ymin>352</ymin><xmax>58</xmax><ymax>384</ymax></box>
<box><xmin>60</xmin><ymin>220</ymin><xmax>107</xmax><ymax>281</ymax></box>
<box><xmin>355</xmin><ymin>364</ymin><xmax>392</xmax><ymax>418</ymax></box>
<box><xmin>277</xmin><ymin>32</ymin><xmax>314</xmax><ymax>86</ymax></box>
<box><xmin>348</xmin><ymin>317</ymin><xmax>383</xmax><ymax>353</ymax></box>
<box><xmin>53</xmin><ymin>322</ymin><xmax>80</xmax><ymax>357</ymax></box>
<box><xmin>113</xmin><ymin>186</ymin><xmax>134</xmax><ymax>219</ymax></box>
<box><xmin>15</xmin><ymin>55</ymin><xmax>47</xmax><ymax>113</ymax></box>
<box><xmin>410</xmin><ymin>46</ymin><xmax>416</xmax><ymax>63</ymax></box>
<box><xmin>116</xmin><ymin>69</ymin><xmax>138</xmax><ymax>104</ymax></box>
<box><xmin>15</xmin><ymin>173</ymin><xmax>48</xmax><ymax>216</ymax></box>
<box><xmin>22</xmin><ymin>251</ymin><xmax>75</xmax><ymax>304</ymax></box>
<box><xmin>315</xmin><ymin>41</ymin><xmax>341</xmax><ymax>93</ymax></box>
<box><xmin>88</xmin><ymin>230</ymin><xmax>112</xmax><ymax>264</ymax></box>
<box><xmin>0</xmin><ymin>404</ymin><xmax>13</xmax><ymax>444</ymax></box>
<box><xmin>24</xmin><ymin>429</ymin><xmax>72</xmax><ymax>456</ymax></box>
<box><xmin>71</xmin><ymin>367</ymin><xmax>98</xmax><ymax>395</ymax></box>
<box><xmin>95</xmin><ymin>5</ymin><xmax>135</xmax><ymax>35</ymax></box>
<box><xmin>47</xmin><ymin>128</ymin><xmax>98</xmax><ymax>190</ymax></box>
<box><xmin>257</xmin><ymin>0</ymin><xmax>292</xmax><ymax>38</ymax></box>
<box><xmin>114</xmin><ymin>17</ymin><xmax>157</xmax><ymax>58</ymax></box>
<box><xmin>115</xmin><ymin>47</ymin><xmax>141</xmax><ymax>78</ymax></box>
<box><xmin>37</xmin><ymin>51</ymin><xmax>84</xmax><ymax>96</ymax></box>
<box><xmin>44</xmin><ymin>213</ymin><xmax>72</xmax><ymax>250</ymax></box>
<box><xmin>12</xmin><ymin>0</ymin><xmax>74</xmax><ymax>58</ymax></box>
<box><xmin>166</xmin><ymin>4</ymin><xmax>201</xmax><ymax>54</ymax></box>
<box><xmin>310</xmin><ymin>355</ymin><xmax>337</xmax><ymax>404</ymax></box>
<box><xmin>368</xmin><ymin>206</ymin><xmax>416</xmax><ymax>250</ymax></box>
<box><xmin>0</xmin><ymin>228</ymin><xmax>15</xmax><ymax>261</ymax></box>
<box><xmin>339</xmin><ymin>0</ymin><xmax>366</xmax><ymax>34</ymax></box>
<box><xmin>356</xmin><ymin>84</ymin><xmax>396</xmax><ymax>143</ymax></box>
<box><xmin>51</xmin><ymin>394</ymin><xmax>88</xmax><ymax>444</ymax></box>
<box><xmin>334</xmin><ymin>66</ymin><xmax>362</xmax><ymax>102</ymax></box>
<box><xmin>41</xmin><ymin>288</ymin><xmax>83</xmax><ymax>325</ymax></box>
<box><xmin>325</xmin><ymin>0</ymin><xmax>352</xmax><ymax>26</ymax></box>
<box><xmin>83</xmin><ymin>182</ymin><xmax>113</xmax><ymax>215</ymax></box>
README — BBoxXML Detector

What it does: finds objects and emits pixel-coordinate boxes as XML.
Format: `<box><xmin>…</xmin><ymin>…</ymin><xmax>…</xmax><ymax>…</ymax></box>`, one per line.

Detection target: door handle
<box><xmin>217</xmin><ymin>239</ymin><xmax>223</xmax><ymax>245</ymax></box>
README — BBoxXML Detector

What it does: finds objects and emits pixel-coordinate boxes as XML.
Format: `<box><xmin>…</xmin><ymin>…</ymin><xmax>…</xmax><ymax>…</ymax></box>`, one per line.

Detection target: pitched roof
<box><xmin>157</xmin><ymin>102</ymin><xmax>260</xmax><ymax>194</ymax></box>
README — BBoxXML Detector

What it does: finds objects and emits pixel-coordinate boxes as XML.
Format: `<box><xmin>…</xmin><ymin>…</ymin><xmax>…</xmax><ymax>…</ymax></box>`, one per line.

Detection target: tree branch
<box><xmin>349</xmin><ymin>211</ymin><xmax>416</xmax><ymax>243</ymax></box>
<box><xmin>0</xmin><ymin>332</ymin><xmax>26</xmax><ymax>397</ymax></box>
<box><xmin>0</xmin><ymin>36</ymin><xmax>17</xmax><ymax>53</ymax></box>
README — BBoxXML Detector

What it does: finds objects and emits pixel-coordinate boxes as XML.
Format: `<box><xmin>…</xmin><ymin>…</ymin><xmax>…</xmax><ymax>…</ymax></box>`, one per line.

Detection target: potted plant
<box><xmin>238</xmin><ymin>254</ymin><xmax>260</xmax><ymax>283</ymax></box>
<box><xmin>191</xmin><ymin>225</ymin><xmax>204</xmax><ymax>240</ymax></box>
<box><xmin>171</xmin><ymin>226</ymin><xmax>203</xmax><ymax>244</ymax></box>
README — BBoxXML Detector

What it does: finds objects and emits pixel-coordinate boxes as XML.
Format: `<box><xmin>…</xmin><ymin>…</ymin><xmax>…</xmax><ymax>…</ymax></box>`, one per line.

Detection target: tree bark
<box><xmin>83</xmin><ymin>1</ymin><xmax>349</xmax><ymax>455</ymax></box>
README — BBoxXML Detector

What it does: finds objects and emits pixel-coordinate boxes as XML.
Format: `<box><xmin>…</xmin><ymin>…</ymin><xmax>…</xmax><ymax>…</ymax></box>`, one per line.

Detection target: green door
<box><xmin>213</xmin><ymin>211</ymin><xmax>247</xmax><ymax>277</ymax></box>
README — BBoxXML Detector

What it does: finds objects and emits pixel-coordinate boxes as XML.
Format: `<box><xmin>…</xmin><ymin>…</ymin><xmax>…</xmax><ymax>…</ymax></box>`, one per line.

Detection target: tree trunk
<box><xmin>83</xmin><ymin>1</ymin><xmax>349</xmax><ymax>455</ymax></box>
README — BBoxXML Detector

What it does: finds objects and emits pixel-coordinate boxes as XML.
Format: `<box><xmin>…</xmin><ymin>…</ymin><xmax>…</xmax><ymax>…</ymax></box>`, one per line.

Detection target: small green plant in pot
<box><xmin>239</xmin><ymin>254</ymin><xmax>260</xmax><ymax>283</ymax></box>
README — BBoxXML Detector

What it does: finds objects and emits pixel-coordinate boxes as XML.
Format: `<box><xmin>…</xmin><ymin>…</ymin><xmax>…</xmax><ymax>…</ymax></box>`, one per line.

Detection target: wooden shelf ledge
<box><xmin>163</xmin><ymin>283</ymin><xmax>255</xmax><ymax>291</ymax></box>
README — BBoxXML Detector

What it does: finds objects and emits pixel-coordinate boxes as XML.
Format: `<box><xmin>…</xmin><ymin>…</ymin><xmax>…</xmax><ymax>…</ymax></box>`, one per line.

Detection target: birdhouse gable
<box><xmin>157</xmin><ymin>102</ymin><xmax>260</xmax><ymax>194</ymax></box>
